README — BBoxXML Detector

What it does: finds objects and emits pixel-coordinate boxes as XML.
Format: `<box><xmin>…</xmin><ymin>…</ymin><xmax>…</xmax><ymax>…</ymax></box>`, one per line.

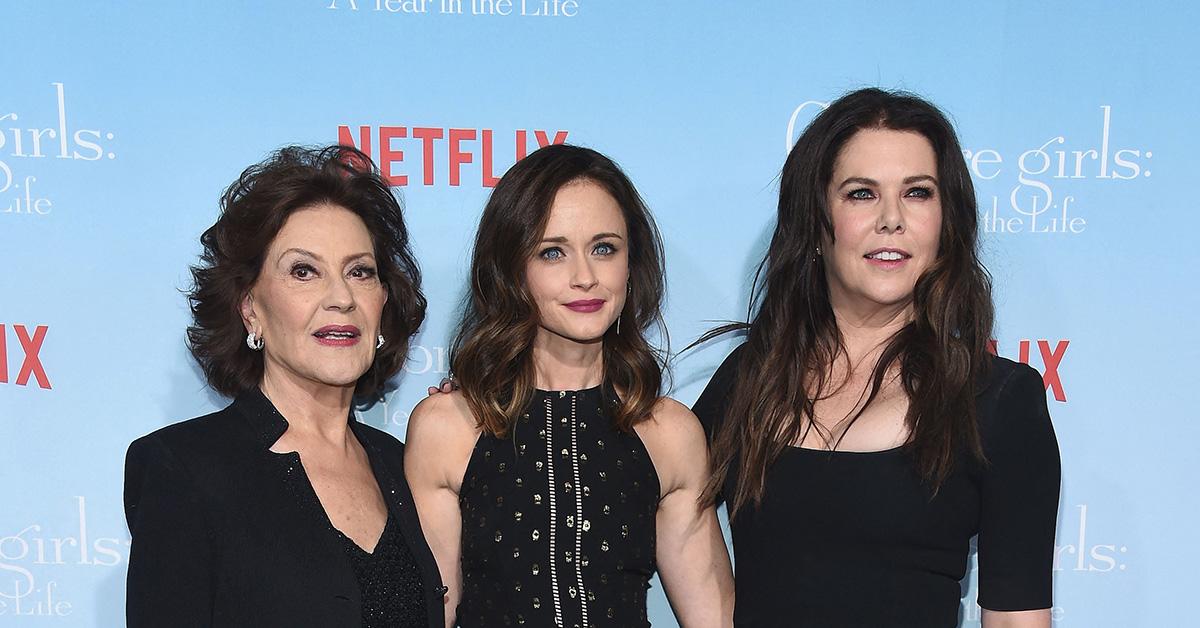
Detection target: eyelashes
<box><xmin>537</xmin><ymin>242</ymin><xmax>620</xmax><ymax>261</ymax></box>
<box><xmin>844</xmin><ymin>186</ymin><xmax>936</xmax><ymax>201</ymax></box>
<box><xmin>288</xmin><ymin>262</ymin><xmax>378</xmax><ymax>280</ymax></box>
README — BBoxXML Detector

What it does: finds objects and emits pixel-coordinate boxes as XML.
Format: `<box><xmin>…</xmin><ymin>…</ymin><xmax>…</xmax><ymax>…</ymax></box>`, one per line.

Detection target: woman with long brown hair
<box><xmin>693</xmin><ymin>88</ymin><xmax>1060</xmax><ymax>627</ymax></box>
<box><xmin>406</xmin><ymin>144</ymin><xmax>734</xmax><ymax>627</ymax></box>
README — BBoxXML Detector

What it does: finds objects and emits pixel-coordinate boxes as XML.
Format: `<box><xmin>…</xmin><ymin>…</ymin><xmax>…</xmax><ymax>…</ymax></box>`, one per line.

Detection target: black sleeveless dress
<box><xmin>458</xmin><ymin>387</ymin><xmax>661</xmax><ymax>627</ymax></box>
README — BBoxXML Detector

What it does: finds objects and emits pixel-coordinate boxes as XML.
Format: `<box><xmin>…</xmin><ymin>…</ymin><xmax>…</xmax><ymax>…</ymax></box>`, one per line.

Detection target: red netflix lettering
<box><xmin>1038</xmin><ymin>340</ymin><xmax>1069</xmax><ymax>403</ymax></box>
<box><xmin>2</xmin><ymin>324</ymin><xmax>51</xmax><ymax>389</ymax></box>
<box><xmin>482</xmin><ymin>129</ymin><xmax>501</xmax><ymax>187</ymax></box>
<box><xmin>989</xmin><ymin>338</ymin><xmax>1069</xmax><ymax>402</ymax></box>
<box><xmin>0</xmin><ymin>324</ymin><xmax>7</xmax><ymax>383</ymax></box>
<box><xmin>449</xmin><ymin>129</ymin><xmax>475</xmax><ymax>187</ymax></box>
<box><xmin>379</xmin><ymin>126</ymin><xmax>408</xmax><ymax>186</ymax></box>
<box><xmin>336</xmin><ymin>125</ymin><xmax>569</xmax><ymax>187</ymax></box>
<box><xmin>412</xmin><ymin>127</ymin><xmax>443</xmax><ymax>186</ymax></box>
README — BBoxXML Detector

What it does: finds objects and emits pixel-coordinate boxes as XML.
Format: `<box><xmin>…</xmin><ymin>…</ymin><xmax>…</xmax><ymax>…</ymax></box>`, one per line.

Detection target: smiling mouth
<box><xmin>313</xmin><ymin>326</ymin><xmax>361</xmax><ymax>346</ymax></box>
<box><xmin>864</xmin><ymin>250</ymin><xmax>911</xmax><ymax>261</ymax></box>
<box><xmin>314</xmin><ymin>331</ymin><xmax>357</xmax><ymax>339</ymax></box>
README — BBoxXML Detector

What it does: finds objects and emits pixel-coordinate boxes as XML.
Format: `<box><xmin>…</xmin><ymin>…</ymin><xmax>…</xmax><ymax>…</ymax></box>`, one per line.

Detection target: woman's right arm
<box><xmin>124</xmin><ymin>435</ymin><xmax>214</xmax><ymax>628</ymax></box>
<box><xmin>405</xmin><ymin>393</ymin><xmax>478</xmax><ymax>628</ymax></box>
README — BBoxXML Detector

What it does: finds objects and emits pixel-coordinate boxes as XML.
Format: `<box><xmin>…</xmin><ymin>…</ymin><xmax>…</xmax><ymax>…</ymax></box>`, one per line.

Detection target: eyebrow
<box><xmin>277</xmin><ymin>248</ymin><xmax>376</xmax><ymax>264</ymax></box>
<box><xmin>837</xmin><ymin>175</ymin><xmax>939</xmax><ymax>188</ymax></box>
<box><xmin>539</xmin><ymin>232</ymin><xmax>626</xmax><ymax>244</ymax></box>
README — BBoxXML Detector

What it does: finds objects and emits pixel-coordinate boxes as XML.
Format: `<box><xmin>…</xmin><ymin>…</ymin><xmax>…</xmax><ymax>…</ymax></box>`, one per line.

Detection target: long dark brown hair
<box><xmin>187</xmin><ymin>145</ymin><xmax>426</xmax><ymax>403</ymax></box>
<box><xmin>451</xmin><ymin>144</ymin><xmax>667</xmax><ymax>436</ymax></box>
<box><xmin>703</xmin><ymin>88</ymin><xmax>994</xmax><ymax>516</ymax></box>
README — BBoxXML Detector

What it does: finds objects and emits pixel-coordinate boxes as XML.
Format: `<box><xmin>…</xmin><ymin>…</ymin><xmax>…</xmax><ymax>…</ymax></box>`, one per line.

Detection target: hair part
<box><xmin>187</xmin><ymin>144</ymin><xmax>426</xmax><ymax>403</ymax></box>
<box><xmin>701</xmin><ymin>88</ymin><xmax>994</xmax><ymax>516</ymax></box>
<box><xmin>451</xmin><ymin>144</ymin><xmax>667</xmax><ymax>436</ymax></box>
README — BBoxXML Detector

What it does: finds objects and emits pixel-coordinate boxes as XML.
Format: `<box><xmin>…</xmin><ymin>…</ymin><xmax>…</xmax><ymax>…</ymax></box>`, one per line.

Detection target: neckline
<box><xmin>785</xmin><ymin>443</ymin><xmax>906</xmax><ymax>456</ymax></box>
<box><xmin>534</xmin><ymin>384</ymin><xmax>604</xmax><ymax>395</ymax></box>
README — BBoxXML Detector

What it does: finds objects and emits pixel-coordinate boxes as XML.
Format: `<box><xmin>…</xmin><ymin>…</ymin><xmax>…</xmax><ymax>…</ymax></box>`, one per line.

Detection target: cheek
<box><xmin>258</xmin><ymin>285</ymin><xmax>312</xmax><ymax>334</ymax></box>
<box><xmin>523</xmin><ymin>264</ymin><xmax>558</xmax><ymax>306</ymax></box>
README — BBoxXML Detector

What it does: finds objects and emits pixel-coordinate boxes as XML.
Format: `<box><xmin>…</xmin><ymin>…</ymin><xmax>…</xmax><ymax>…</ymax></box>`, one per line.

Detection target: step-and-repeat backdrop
<box><xmin>3</xmin><ymin>2</ymin><xmax>1197</xmax><ymax>626</ymax></box>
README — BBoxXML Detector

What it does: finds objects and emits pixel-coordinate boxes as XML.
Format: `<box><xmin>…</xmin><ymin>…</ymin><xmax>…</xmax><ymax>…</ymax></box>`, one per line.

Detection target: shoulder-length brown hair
<box><xmin>703</xmin><ymin>88</ymin><xmax>994</xmax><ymax>516</ymax></box>
<box><xmin>451</xmin><ymin>144</ymin><xmax>666</xmax><ymax>436</ymax></box>
<box><xmin>187</xmin><ymin>145</ymin><xmax>426</xmax><ymax>402</ymax></box>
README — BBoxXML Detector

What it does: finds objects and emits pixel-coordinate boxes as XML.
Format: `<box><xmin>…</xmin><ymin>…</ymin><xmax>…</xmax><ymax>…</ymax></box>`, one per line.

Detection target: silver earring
<box><xmin>615</xmin><ymin>315</ymin><xmax>621</xmax><ymax>336</ymax></box>
<box><xmin>376</xmin><ymin>334</ymin><xmax>386</xmax><ymax>349</ymax></box>
<box><xmin>816</xmin><ymin>246</ymin><xmax>822</xmax><ymax>256</ymax></box>
<box><xmin>246</xmin><ymin>331</ymin><xmax>264</xmax><ymax>351</ymax></box>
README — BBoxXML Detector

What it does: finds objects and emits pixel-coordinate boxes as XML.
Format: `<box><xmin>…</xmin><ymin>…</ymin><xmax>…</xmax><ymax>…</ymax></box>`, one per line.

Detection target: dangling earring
<box><xmin>615</xmin><ymin>315</ymin><xmax>621</xmax><ymax>336</ymax></box>
<box><xmin>813</xmin><ymin>245</ymin><xmax>823</xmax><ymax>263</ymax></box>
<box><xmin>376</xmin><ymin>334</ymin><xmax>386</xmax><ymax>349</ymax></box>
<box><xmin>246</xmin><ymin>331</ymin><xmax>264</xmax><ymax>351</ymax></box>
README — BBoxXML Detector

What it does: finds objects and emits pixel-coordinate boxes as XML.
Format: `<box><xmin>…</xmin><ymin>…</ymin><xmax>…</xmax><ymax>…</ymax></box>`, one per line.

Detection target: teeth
<box><xmin>318</xmin><ymin>331</ymin><xmax>354</xmax><ymax>338</ymax></box>
<box><xmin>868</xmin><ymin>251</ymin><xmax>904</xmax><ymax>261</ymax></box>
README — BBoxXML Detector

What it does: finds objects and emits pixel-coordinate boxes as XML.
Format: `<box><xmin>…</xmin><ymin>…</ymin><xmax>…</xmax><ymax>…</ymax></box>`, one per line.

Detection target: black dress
<box><xmin>692</xmin><ymin>346</ymin><xmax>1060</xmax><ymax>628</ymax></box>
<box><xmin>458</xmin><ymin>386</ymin><xmax>660</xmax><ymax>627</ymax></box>
<box><xmin>124</xmin><ymin>388</ymin><xmax>445</xmax><ymax>628</ymax></box>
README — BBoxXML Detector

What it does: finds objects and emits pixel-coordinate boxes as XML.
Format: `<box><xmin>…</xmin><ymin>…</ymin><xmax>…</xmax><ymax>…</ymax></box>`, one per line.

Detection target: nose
<box><xmin>323</xmin><ymin>275</ymin><xmax>357</xmax><ymax>312</ymax></box>
<box><xmin>876</xmin><ymin>193</ymin><xmax>905</xmax><ymax>234</ymax></box>
<box><xmin>570</xmin><ymin>256</ymin><xmax>599</xmax><ymax>291</ymax></box>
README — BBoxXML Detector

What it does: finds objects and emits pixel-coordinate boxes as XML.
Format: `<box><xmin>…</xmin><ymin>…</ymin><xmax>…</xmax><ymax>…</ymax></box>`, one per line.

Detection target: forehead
<box><xmin>270</xmin><ymin>204</ymin><xmax>373</xmax><ymax>253</ymax></box>
<box><xmin>543</xmin><ymin>180</ymin><xmax>626</xmax><ymax>236</ymax></box>
<box><xmin>833</xmin><ymin>128</ymin><xmax>937</xmax><ymax>177</ymax></box>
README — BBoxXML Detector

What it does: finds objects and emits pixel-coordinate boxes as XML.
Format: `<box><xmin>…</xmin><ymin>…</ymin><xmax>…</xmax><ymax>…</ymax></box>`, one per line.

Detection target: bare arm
<box><xmin>405</xmin><ymin>393</ymin><xmax>478</xmax><ymax>628</ymax></box>
<box><xmin>982</xmin><ymin>609</ymin><xmax>1051</xmax><ymax>628</ymax></box>
<box><xmin>636</xmin><ymin>398</ymin><xmax>735</xmax><ymax>628</ymax></box>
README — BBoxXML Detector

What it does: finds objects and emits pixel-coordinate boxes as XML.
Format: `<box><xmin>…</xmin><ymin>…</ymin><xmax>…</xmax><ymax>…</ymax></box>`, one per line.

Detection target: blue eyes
<box><xmin>845</xmin><ymin>187</ymin><xmax>935</xmax><ymax>201</ymax></box>
<box><xmin>538</xmin><ymin>242</ymin><xmax>618</xmax><ymax>261</ymax></box>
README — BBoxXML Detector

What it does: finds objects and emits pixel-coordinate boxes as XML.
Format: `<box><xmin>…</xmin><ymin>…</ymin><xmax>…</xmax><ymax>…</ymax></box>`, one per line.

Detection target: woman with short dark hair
<box><xmin>124</xmin><ymin>145</ymin><xmax>444</xmax><ymax>627</ymax></box>
<box><xmin>694</xmin><ymin>89</ymin><xmax>1060</xmax><ymax>628</ymax></box>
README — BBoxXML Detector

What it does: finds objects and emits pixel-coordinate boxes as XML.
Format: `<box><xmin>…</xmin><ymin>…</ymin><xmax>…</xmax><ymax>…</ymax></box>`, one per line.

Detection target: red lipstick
<box><xmin>313</xmin><ymin>324</ymin><xmax>361</xmax><ymax>347</ymax></box>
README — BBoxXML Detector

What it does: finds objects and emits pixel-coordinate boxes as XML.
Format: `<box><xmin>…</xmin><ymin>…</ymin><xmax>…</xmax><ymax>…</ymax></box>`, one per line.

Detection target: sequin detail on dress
<box><xmin>458</xmin><ymin>387</ymin><xmax>660</xmax><ymax>628</ymax></box>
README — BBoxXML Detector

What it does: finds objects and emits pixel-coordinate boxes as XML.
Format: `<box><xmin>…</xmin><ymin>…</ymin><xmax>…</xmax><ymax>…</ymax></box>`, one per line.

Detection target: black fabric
<box><xmin>693</xmin><ymin>345</ymin><xmax>1060</xmax><ymax>628</ymax></box>
<box><xmin>336</xmin><ymin>515</ymin><xmax>429</xmax><ymax>628</ymax></box>
<box><xmin>457</xmin><ymin>387</ymin><xmax>661</xmax><ymax>628</ymax></box>
<box><xmin>123</xmin><ymin>389</ymin><xmax>446</xmax><ymax>628</ymax></box>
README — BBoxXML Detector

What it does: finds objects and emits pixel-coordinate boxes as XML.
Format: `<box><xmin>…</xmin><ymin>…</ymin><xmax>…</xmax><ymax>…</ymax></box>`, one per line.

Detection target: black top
<box><xmin>336</xmin><ymin>515</ymin><xmax>428</xmax><ymax>628</ymax></box>
<box><xmin>693</xmin><ymin>346</ymin><xmax>1060</xmax><ymax>628</ymax></box>
<box><xmin>458</xmin><ymin>387</ymin><xmax>661</xmax><ymax>628</ymax></box>
<box><xmin>124</xmin><ymin>389</ymin><xmax>446</xmax><ymax>628</ymax></box>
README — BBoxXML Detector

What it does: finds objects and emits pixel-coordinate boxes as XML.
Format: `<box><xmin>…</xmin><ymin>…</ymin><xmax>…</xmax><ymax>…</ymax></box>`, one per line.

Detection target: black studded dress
<box><xmin>458</xmin><ymin>387</ymin><xmax>661</xmax><ymax>628</ymax></box>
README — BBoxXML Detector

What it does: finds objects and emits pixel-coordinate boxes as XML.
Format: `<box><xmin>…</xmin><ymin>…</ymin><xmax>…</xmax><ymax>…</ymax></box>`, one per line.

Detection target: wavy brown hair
<box><xmin>451</xmin><ymin>144</ymin><xmax>666</xmax><ymax>436</ymax></box>
<box><xmin>702</xmin><ymin>88</ymin><xmax>994</xmax><ymax>516</ymax></box>
<box><xmin>187</xmin><ymin>145</ymin><xmax>426</xmax><ymax>402</ymax></box>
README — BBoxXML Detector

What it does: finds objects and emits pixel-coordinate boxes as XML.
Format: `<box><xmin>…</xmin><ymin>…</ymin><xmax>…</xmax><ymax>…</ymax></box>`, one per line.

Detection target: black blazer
<box><xmin>124</xmin><ymin>389</ymin><xmax>446</xmax><ymax>627</ymax></box>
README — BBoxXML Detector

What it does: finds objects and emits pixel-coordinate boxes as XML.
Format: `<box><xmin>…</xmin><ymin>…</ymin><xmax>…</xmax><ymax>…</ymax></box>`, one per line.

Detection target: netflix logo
<box><xmin>336</xmin><ymin>125</ymin><xmax>569</xmax><ymax>187</ymax></box>
<box><xmin>988</xmin><ymin>338</ymin><xmax>1068</xmax><ymax>402</ymax></box>
<box><xmin>0</xmin><ymin>324</ymin><xmax>51</xmax><ymax>390</ymax></box>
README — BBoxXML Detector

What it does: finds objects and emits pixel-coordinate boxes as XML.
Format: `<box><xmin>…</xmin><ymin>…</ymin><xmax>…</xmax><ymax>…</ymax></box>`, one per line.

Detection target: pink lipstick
<box><xmin>564</xmin><ymin>299</ymin><xmax>606</xmax><ymax>313</ymax></box>
<box><xmin>863</xmin><ymin>247</ymin><xmax>911</xmax><ymax>270</ymax></box>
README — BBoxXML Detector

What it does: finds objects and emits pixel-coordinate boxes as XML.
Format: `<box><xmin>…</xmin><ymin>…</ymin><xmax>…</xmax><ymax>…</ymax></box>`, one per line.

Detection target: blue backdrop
<box><xmin>3</xmin><ymin>1</ymin><xmax>1197</xmax><ymax>626</ymax></box>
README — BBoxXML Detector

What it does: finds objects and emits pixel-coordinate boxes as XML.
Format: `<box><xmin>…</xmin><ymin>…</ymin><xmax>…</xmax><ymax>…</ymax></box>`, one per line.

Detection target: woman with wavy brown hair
<box><xmin>406</xmin><ymin>144</ymin><xmax>734</xmax><ymax>627</ymax></box>
<box><xmin>124</xmin><ymin>145</ymin><xmax>445</xmax><ymax>628</ymax></box>
<box><xmin>693</xmin><ymin>89</ymin><xmax>1060</xmax><ymax>628</ymax></box>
